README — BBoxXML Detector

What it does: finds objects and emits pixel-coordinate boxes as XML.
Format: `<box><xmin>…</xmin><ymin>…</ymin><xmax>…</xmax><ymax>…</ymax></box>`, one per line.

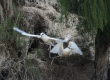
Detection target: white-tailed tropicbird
<box><xmin>50</xmin><ymin>41</ymin><xmax>82</xmax><ymax>65</ymax></box>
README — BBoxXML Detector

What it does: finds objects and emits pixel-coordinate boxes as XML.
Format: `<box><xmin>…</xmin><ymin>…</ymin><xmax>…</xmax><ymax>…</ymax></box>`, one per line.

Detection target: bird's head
<box><xmin>40</xmin><ymin>32</ymin><xmax>45</xmax><ymax>36</ymax></box>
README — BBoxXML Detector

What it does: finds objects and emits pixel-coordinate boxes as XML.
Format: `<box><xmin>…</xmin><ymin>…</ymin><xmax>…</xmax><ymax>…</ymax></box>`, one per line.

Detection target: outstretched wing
<box><xmin>13</xmin><ymin>27</ymin><xmax>41</xmax><ymax>38</ymax></box>
<box><xmin>63</xmin><ymin>35</ymin><xmax>71</xmax><ymax>42</ymax></box>
<box><xmin>50</xmin><ymin>35</ymin><xmax>71</xmax><ymax>43</ymax></box>
<box><xmin>48</xmin><ymin>37</ymin><xmax>63</xmax><ymax>42</ymax></box>
<box><xmin>40</xmin><ymin>33</ymin><xmax>64</xmax><ymax>43</ymax></box>
<box><xmin>50</xmin><ymin>43</ymin><xmax>63</xmax><ymax>54</ymax></box>
<box><xmin>55</xmin><ymin>39</ymin><xmax>65</xmax><ymax>43</ymax></box>
<box><xmin>68</xmin><ymin>41</ymin><xmax>82</xmax><ymax>55</ymax></box>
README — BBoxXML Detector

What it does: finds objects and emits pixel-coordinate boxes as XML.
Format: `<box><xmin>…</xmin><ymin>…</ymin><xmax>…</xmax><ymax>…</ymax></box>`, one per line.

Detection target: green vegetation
<box><xmin>58</xmin><ymin>0</ymin><xmax>108</xmax><ymax>31</ymax></box>
<box><xmin>0</xmin><ymin>6</ymin><xmax>22</xmax><ymax>48</ymax></box>
<box><xmin>28</xmin><ymin>67</ymin><xmax>43</xmax><ymax>80</ymax></box>
<box><xmin>0</xmin><ymin>1</ymin><xmax>45</xmax><ymax>80</ymax></box>
<box><xmin>36</xmin><ymin>48</ymin><xmax>45</xmax><ymax>58</ymax></box>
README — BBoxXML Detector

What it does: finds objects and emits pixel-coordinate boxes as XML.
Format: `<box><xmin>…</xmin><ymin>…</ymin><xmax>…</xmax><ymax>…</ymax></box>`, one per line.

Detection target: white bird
<box><xmin>13</xmin><ymin>27</ymin><xmax>71</xmax><ymax>57</ymax></box>
<box><xmin>50</xmin><ymin>41</ymin><xmax>83</xmax><ymax>65</ymax></box>
<box><xmin>13</xmin><ymin>27</ymin><xmax>71</xmax><ymax>46</ymax></box>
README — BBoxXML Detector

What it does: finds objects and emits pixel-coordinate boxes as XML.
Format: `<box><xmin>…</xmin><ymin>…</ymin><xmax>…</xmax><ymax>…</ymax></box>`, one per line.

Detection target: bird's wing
<box><xmin>13</xmin><ymin>27</ymin><xmax>41</xmax><ymax>38</ymax></box>
<box><xmin>48</xmin><ymin>37</ymin><xmax>63</xmax><ymax>42</ymax></box>
<box><xmin>50</xmin><ymin>42</ymin><xmax>63</xmax><ymax>54</ymax></box>
<box><xmin>55</xmin><ymin>38</ymin><xmax>65</xmax><ymax>43</ymax></box>
<box><xmin>55</xmin><ymin>35</ymin><xmax>71</xmax><ymax>43</ymax></box>
<box><xmin>44</xmin><ymin>34</ymin><xmax>71</xmax><ymax>43</ymax></box>
<box><xmin>63</xmin><ymin>35</ymin><xmax>71</xmax><ymax>42</ymax></box>
<box><xmin>68</xmin><ymin>41</ymin><xmax>83</xmax><ymax>55</ymax></box>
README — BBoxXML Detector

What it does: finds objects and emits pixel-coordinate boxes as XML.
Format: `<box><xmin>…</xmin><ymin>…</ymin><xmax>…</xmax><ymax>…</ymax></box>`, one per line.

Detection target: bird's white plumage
<box><xmin>50</xmin><ymin>41</ymin><xmax>83</xmax><ymax>56</ymax></box>
<box><xmin>13</xmin><ymin>27</ymin><xmax>41</xmax><ymax>38</ymax></box>
<box><xmin>50</xmin><ymin>42</ymin><xmax>72</xmax><ymax>57</ymax></box>
<box><xmin>40</xmin><ymin>32</ymin><xmax>61</xmax><ymax>42</ymax></box>
<box><xmin>68</xmin><ymin>41</ymin><xmax>83</xmax><ymax>55</ymax></box>
<box><xmin>40</xmin><ymin>32</ymin><xmax>69</xmax><ymax>43</ymax></box>
<box><xmin>55</xmin><ymin>35</ymin><xmax>71</xmax><ymax>43</ymax></box>
<box><xmin>50</xmin><ymin>42</ymin><xmax>72</xmax><ymax>65</ymax></box>
<box><xmin>50</xmin><ymin>43</ymin><xmax>63</xmax><ymax>54</ymax></box>
<box><xmin>63</xmin><ymin>35</ymin><xmax>71</xmax><ymax>42</ymax></box>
